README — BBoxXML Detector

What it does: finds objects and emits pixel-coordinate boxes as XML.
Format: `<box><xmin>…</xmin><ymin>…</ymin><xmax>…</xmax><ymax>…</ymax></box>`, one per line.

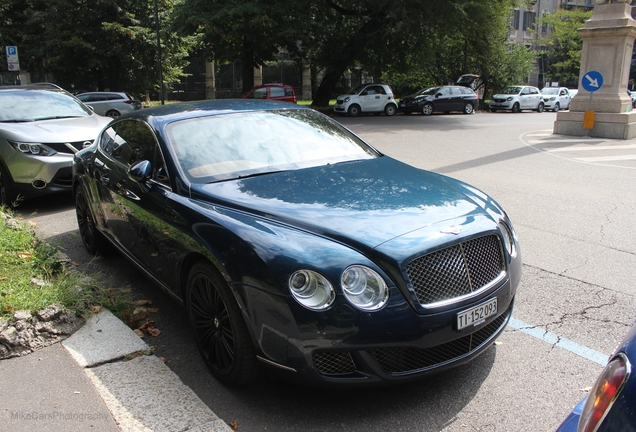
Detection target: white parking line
<box><xmin>548</xmin><ymin>144</ymin><xmax>636</xmax><ymax>152</ymax></box>
<box><xmin>575</xmin><ymin>154</ymin><xmax>636</xmax><ymax>162</ymax></box>
<box><xmin>509</xmin><ymin>317</ymin><xmax>608</xmax><ymax>366</ymax></box>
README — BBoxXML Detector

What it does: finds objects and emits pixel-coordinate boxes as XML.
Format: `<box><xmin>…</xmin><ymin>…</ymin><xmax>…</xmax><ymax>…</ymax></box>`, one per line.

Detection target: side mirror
<box><xmin>129</xmin><ymin>160</ymin><xmax>152</xmax><ymax>183</ymax></box>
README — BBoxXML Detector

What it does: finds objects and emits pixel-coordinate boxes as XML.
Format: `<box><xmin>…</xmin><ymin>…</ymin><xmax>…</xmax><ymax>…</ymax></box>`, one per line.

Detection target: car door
<box><xmin>93</xmin><ymin>120</ymin><xmax>179</xmax><ymax>290</ymax></box>
<box><xmin>559</xmin><ymin>88</ymin><xmax>570</xmax><ymax>108</ymax></box>
<box><xmin>433</xmin><ymin>87</ymin><xmax>454</xmax><ymax>112</ymax></box>
<box><xmin>359</xmin><ymin>85</ymin><xmax>384</xmax><ymax>112</ymax></box>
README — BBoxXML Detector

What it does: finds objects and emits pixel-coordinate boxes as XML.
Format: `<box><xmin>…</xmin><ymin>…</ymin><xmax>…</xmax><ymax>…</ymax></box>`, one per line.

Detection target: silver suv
<box><xmin>334</xmin><ymin>84</ymin><xmax>398</xmax><ymax>117</ymax></box>
<box><xmin>0</xmin><ymin>84</ymin><xmax>112</xmax><ymax>206</ymax></box>
<box><xmin>77</xmin><ymin>92</ymin><xmax>143</xmax><ymax>118</ymax></box>
<box><xmin>541</xmin><ymin>87</ymin><xmax>572</xmax><ymax>112</ymax></box>
<box><xmin>489</xmin><ymin>85</ymin><xmax>544</xmax><ymax>113</ymax></box>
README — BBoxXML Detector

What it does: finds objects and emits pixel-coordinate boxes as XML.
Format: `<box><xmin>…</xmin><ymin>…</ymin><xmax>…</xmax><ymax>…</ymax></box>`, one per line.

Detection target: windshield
<box><xmin>416</xmin><ymin>87</ymin><xmax>441</xmax><ymax>96</ymax></box>
<box><xmin>541</xmin><ymin>88</ymin><xmax>559</xmax><ymax>95</ymax></box>
<box><xmin>166</xmin><ymin>109</ymin><xmax>380</xmax><ymax>183</ymax></box>
<box><xmin>499</xmin><ymin>86</ymin><xmax>523</xmax><ymax>95</ymax></box>
<box><xmin>0</xmin><ymin>89</ymin><xmax>92</xmax><ymax>122</ymax></box>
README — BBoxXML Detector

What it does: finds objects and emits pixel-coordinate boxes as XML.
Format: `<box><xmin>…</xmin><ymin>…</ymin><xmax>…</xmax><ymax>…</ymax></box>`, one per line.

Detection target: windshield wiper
<box><xmin>34</xmin><ymin>115</ymin><xmax>84</xmax><ymax>121</ymax></box>
<box><xmin>0</xmin><ymin>119</ymin><xmax>35</xmax><ymax>123</ymax></box>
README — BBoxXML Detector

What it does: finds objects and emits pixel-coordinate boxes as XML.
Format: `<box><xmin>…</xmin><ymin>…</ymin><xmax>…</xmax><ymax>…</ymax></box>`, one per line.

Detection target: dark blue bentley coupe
<box><xmin>73</xmin><ymin>100</ymin><xmax>521</xmax><ymax>387</ymax></box>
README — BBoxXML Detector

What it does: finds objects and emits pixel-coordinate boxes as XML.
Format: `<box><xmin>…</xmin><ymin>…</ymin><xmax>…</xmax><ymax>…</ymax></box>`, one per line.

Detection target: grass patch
<box><xmin>0</xmin><ymin>209</ymin><xmax>133</xmax><ymax>319</ymax></box>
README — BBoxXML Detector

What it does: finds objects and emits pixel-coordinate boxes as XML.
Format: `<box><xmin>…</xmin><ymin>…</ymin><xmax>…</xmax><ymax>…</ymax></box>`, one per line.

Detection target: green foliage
<box><xmin>539</xmin><ymin>9</ymin><xmax>592</xmax><ymax>85</ymax></box>
<box><xmin>0</xmin><ymin>0</ymin><xmax>194</xmax><ymax>96</ymax></box>
<box><xmin>0</xmin><ymin>210</ymin><xmax>132</xmax><ymax>319</ymax></box>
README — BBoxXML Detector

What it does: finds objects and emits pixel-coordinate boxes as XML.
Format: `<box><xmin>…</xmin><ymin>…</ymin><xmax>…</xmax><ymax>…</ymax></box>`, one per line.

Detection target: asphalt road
<box><xmin>16</xmin><ymin>109</ymin><xmax>636</xmax><ymax>432</ymax></box>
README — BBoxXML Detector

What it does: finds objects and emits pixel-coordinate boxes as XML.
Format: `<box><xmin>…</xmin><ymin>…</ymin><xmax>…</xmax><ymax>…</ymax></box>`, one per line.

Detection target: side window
<box><xmin>561</xmin><ymin>89</ymin><xmax>568</xmax><ymax>96</ymax></box>
<box><xmin>285</xmin><ymin>88</ymin><xmax>294</xmax><ymax>97</ymax></box>
<box><xmin>107</xmin><ymin>94</ymin><xmax>124</xmax><ymax>100</ymax></box>
<box><xmin>521</xmin><ymin>87</ymin><xmax>530</xmax><ymax>95</ymax></box>
<box><xmin>438</xmin><ymin>87</ymin><xmax>451</xmax><ymax>96</ymax></box>
<box><xmin>269</xmin><ymin>87</ymin><xmax>285</xmax><ymax>98</ymax></box>
<box><xmin>529</xmin><ymin>88</ymin><xmax>539</xmax><ymax>95</ymax></box>
<box><xmin>253</xmin><ymin>88</ymin><xmax>267</xmax><ymax>99</ymax></box>
<box><xmin>114</xmin><ymin>121</ymin><xmax>156</xmax><ymax>166</ymax></box>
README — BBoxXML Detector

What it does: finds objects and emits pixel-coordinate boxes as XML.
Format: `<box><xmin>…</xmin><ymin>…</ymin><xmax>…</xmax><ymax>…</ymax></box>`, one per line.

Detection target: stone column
<box><xmin>554</xmin><ymin>1</ymin><xmax>636</xmax><ymax>139</ymax></box>
<box><xmin>254</xmin><ymin>66</ymin><xmax>263</xmax><ymax>86</ymax></box>
<box><xmin>205</xmin><ymin>61</ymin><xmax>216</xmax><ymax>100</ymax></box>
<box><xmin>302</xmin><ymin>62</ymin><xmax>312</xmax><ymax>101</ymax></box>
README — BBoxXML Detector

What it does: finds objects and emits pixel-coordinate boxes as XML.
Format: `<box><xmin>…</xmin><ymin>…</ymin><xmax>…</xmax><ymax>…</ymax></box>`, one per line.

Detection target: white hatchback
<box><xmin>541</xmin><ymin>87</ymin><xmax>572</xmax><ymax>112</ymax></box>
<box><xmin>334</xmin><ymin>84</ymin><xmax>398</xmax><ymax>117</ymax></box>
<box><xmin>489</xmin><ymin>85</ymin><xmax>544</xmax><ymax>113</ymax></box>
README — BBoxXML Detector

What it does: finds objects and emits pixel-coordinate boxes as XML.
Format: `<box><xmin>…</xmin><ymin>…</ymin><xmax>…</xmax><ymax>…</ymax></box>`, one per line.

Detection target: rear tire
<box><xmin>186</xmin><ymin>261</ymin><xmax>258</xmax><ymax>386</ymax></box>
<box><xmin>384</xmin><ymin>104</ymin><xmax>396</xmax><ymax>116</ymax></box>
<box><xmin>537</xmin><ymin>102</ymin><xmax>545</xmax><ymax>113</ymax></box>
<box><xmin>463</xmin><ymin>103</ymin><xmax>474</xmax><ymax>114</ymax></box>
<box><xmin>105</xmin><ymin>110</ymin><xmax>121</xmax><ymax>118</ymax></box>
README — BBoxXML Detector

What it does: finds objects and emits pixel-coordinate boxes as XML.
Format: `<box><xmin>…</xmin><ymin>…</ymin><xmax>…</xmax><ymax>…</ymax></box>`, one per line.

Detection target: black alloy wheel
<box><xmin>75</xmin><ymin>187</ymin><xmax>109</xmax><ymax>256</ymax></box>
<box><xmin>537</xmin><ymin>102</ymin><xmax>545</xmax><ymax>113</ymax></box>
<box><xmin>186</xmin><ymin>261</ymin><xmax>257</xmax><ymax>386</ymax></box>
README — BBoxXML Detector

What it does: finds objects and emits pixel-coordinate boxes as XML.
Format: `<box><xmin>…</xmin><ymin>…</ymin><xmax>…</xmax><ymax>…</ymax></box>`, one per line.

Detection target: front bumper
<box><xmin>3</xmin><ymin>151</ymin><xmax>74</xmax><ymax>199</ymax></box>
<box><xmin>250</xmin><ymin>276</ymin><xmax>516</xmax><ymax>387</ymax></box>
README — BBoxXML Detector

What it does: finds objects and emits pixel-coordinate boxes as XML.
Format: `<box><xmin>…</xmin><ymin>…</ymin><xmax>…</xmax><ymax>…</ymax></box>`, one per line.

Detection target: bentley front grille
<box><xmin>406</xmin><ymin>234</ymin><xmax>504</xmax><ymax>306</ymax></box>
<box><xmin>373</xmin><ymin>305</ymin><xmax>510</xmax><ymax>374</ymax></box>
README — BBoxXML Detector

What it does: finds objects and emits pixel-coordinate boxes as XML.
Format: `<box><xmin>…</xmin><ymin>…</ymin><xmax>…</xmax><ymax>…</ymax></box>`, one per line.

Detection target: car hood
<box><xmin>0</xmin><ymin>115</ymin><xmax>112</xmax><ymax>142</ymax></box>
<box><xmin>192</xmin><ymin>157</ymin><xmax>502</xmax><ymax>250</ymax></box>
<box><xmin>492</xmin><ymin>93</ymin><xmax>519</xmax><ymax>99</ymax></box>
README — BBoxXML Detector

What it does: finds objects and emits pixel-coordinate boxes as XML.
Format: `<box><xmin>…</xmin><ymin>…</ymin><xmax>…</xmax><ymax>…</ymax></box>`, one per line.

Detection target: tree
<box><xmin>0</xmin><ymin>0</ymin><xmax>193</xmax><ymax>96</ymax></box>
<box><xmin>172</xmin><ymin>0</ymin><xmax>307</xmax><ymax>93</ymax></box>
<box><xmin>539</xmin><ymin>9</ymin><xmax>592</xmax><ymax>86</ymax></box>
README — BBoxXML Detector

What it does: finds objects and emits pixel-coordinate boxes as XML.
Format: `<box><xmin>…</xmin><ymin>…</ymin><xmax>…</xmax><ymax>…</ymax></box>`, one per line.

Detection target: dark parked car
<box><xmin>0</xmin><ymin>83</ymin><xmax>112</xmax><ymax>206</ymax></box>
<box><xmin>73</xmin><ymin>100</ymin><xmax>521</xmax><ymax>387</ymax></box>
<box><xmin>556</xmin><ymin>320</ymin><xmax>636</xmax><ymax>432</ymax></box>
<box><xmin>398</xmin><ymin>85</ymin><xmax>479</xmax><ymax>115</ymax></box>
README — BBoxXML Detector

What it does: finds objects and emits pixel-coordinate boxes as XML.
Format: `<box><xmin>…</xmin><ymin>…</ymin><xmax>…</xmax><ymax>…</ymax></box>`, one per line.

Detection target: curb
<box><xmin>62</xmin><ymin>309</ymin><xmax>232</xmax><ymax>431</ymax></box>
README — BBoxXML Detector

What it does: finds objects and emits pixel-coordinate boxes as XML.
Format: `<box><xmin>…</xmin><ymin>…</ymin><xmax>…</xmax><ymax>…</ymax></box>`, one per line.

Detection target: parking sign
<box><xmin>6</xmin><ymin>46</ymin><xmax>20</xmax><ymax>71</ymax></box>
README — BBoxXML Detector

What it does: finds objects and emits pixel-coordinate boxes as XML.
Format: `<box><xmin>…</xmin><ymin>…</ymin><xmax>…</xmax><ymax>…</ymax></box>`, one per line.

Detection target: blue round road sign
<box><xmin>582</xmin><ymin>70</ymin><xmax>603</xmax><ymax>92</ymax></box>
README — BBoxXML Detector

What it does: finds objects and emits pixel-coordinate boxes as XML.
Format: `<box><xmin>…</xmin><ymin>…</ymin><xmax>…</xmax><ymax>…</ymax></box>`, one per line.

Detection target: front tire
<box><xmin>75</xmin><ymin>187</ymin><xmax>109</xmax><ymax>256</ymax></box>
<box><xmin>0</xmin><ymin>164</ymin><xmax>16</xmax><ymax>208</ymax></box>
<box><xmin>553</xmin><ymin>103</ymin><xmax>560</xmax><ymax>113</ymax></box>
<box><xmin>512</xmin><ymin>103</ymin><xmax>521</xmax><ymax>113</ymax></box>
<box><xmin>384</xmin><ymin>104</ymin><xmax>396</xmax><ymax>116</ymax></box>
<box><xmin>186</xmin><ymin>261</ymin><xmax>257</xmax><ymax>386</ymax></box>
<box><xmin>463</xmin><ymin>103</ymin><xmax>474</xmax><ymax>114</ymax></box>
<box><xmin>348</xmin><ymin>104</ymin><xmax>361</xmax><ymax>117</ymax></box>
<box><xmin>422</xmin><ymin>103</ymin><xmax>434</xmax><ymax>116</ymax></box>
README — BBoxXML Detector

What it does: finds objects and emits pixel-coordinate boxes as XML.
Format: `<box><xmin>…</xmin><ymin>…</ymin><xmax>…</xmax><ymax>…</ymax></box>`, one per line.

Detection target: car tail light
<box><xmin>124</xmin><ymin>100</ymin><xmax>133</xmax><ymax>104</ymax></box>
<box><xmin>578</xmin><ymin>353</ymin><xmax>630</xmax><ymax>432</ymax></box>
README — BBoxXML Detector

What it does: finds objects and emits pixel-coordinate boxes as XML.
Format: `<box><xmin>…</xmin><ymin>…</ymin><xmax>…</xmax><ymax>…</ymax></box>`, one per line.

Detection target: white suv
<box><xmin>489</xmin><ymin>85</ymin><xmax>544</xmax><ymax>113</ymax></box>
<box><xmin>541</xmin><ymin>87</ymin><xmax>572</xmax><ymax>112</ymax></box>
<box><xmin>334</xmin><ymin>84</ymin><xmax>398</xmax><ymax>117</ymax></box>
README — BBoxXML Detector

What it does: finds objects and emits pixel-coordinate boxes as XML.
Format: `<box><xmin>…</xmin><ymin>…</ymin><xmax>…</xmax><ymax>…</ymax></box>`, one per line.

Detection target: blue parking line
<box><xmin>509</xmin><ymin>317</ymin><xmax>609</xmax><ymax>366</ymax></box>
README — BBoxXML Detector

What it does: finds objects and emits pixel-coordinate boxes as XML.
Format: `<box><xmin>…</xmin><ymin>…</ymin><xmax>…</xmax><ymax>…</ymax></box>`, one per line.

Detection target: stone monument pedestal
<box><xmin>554</xmin><ymin>2</ymin><xmax>636</xmax><ymax>139</ymax></box>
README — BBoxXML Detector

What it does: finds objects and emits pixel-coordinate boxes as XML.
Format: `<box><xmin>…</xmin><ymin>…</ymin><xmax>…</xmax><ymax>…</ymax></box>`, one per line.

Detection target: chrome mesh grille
<box><xmin>373</xmin><ymin>305</ymin><xmax>510</xmax><ymax>374</ymax></box>
<box><xmin>313</xmin><ymin>351</ymin><xmax>357</xmax><ymax>376</ymax></box>
<box><xmin>406</xmin><ymin>235</ymin><xmax>504</xmax><ymax>306</ymax></box>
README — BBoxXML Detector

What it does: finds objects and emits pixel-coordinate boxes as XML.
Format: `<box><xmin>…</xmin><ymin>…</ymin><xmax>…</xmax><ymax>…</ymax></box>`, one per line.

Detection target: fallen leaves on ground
<box><xmin>138</xmin><ymin>320</ymin><xmax>161</xmax><ymax>337</ymax></box>
<box><xmin>228</xmin><ymin>420</ymin><xmax>239</xmax><ymax>430</ymax></box>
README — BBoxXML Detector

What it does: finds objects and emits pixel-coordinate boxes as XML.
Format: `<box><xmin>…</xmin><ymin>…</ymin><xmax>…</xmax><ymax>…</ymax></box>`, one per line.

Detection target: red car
<box><xmin>242</xmin><ymin>84</ymin><xmax>297</xmax><ymax>103</ymax></box>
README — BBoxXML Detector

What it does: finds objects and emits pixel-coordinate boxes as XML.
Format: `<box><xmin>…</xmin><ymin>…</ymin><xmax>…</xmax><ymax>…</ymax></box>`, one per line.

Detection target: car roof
<box><xmin>0</xmin><ymin>83</ymin><xmax>65</xmax><ymax>91</ymax></box>
<box><xmin>254</xmin><ymin>83</ymin><xmax>292</xmax><ymax>88</ymax></box>
<box><xmin>117</xmin><ymin>99</ymin><xmax>311</xmax><ymax>126</ymax></box>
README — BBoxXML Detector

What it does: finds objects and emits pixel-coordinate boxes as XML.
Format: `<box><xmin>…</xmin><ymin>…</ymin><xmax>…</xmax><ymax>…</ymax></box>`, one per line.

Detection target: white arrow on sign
<box><xmin>585</xmin><ymin>74</ymin><xmax>599</xmax><ymax>88</ymax></box>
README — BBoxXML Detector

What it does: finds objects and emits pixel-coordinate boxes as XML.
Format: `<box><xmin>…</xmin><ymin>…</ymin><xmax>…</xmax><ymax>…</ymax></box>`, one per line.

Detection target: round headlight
<box><xmin>499</xmin><ymin>221</ymin><xmax>516</xmax><ymax>256</ymax></box>
<box><xmin>341</xmin><ymin>266</ymin><xmax>388</xmax><ymax>311</ymax></box>
<box><xmin>289</xmin><ymin>270</ymin><xmax>335</xmax><ymax>310</ymax></box>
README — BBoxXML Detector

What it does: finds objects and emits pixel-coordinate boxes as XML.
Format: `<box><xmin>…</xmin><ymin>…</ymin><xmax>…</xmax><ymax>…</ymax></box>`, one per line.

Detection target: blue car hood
<box><xmin>192</xmin><ymin>157</ymin><xmax>498</xmax><ymax>250</ymax></box>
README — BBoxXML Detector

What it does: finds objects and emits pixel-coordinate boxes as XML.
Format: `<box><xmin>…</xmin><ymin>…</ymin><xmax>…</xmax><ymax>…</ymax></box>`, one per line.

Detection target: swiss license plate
<box><xmin>457</xmin><ymin>298</ymin><xmax>497</xmax><ymax>330</ymax></box>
